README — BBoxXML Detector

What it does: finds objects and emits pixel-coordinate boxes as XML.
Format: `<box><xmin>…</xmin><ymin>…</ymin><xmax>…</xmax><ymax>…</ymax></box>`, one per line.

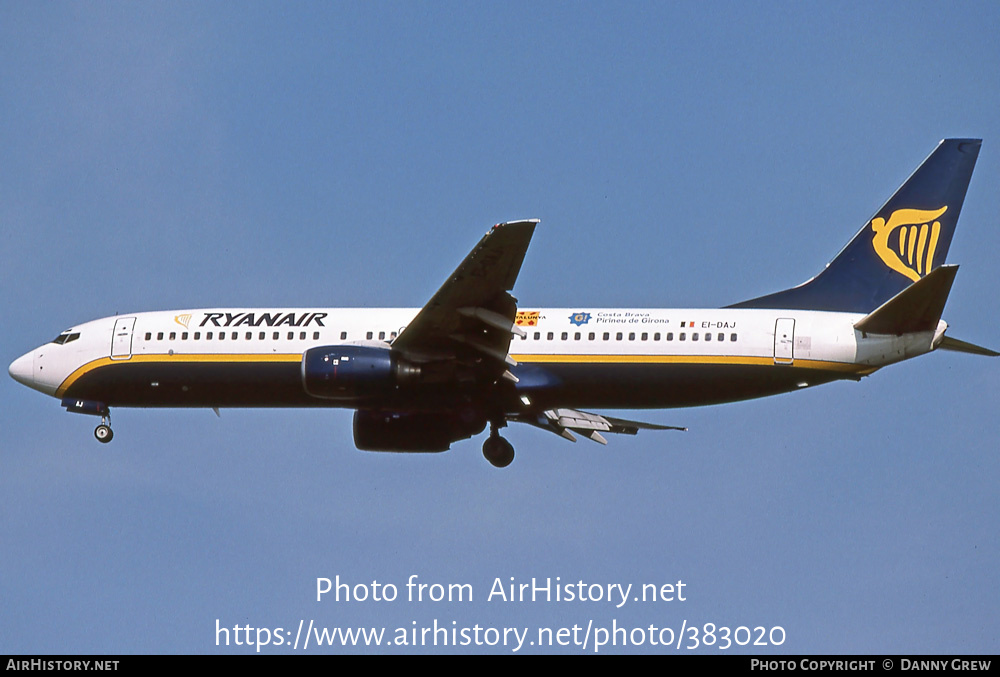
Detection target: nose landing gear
<box><xmin>94</xmin><ymin>415</ymin><xmax>113</xmax><ymax>443</ymax></box>
<box><xmin>61</xmin><ymin>399</ymin><xmax>114</xmax><ymax>443</ymax></box>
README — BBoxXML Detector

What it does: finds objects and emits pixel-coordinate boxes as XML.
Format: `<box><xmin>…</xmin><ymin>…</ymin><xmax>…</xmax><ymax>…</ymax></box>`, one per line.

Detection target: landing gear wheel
<box><xmin>94</xmin><ymin>424</ymin><xmax>114</xmax><ymax>443</ymax></box>
<box><xmin>482</xmin><ymin>435</ymin><xmax>514</xmax><ymax>468</ymax></box>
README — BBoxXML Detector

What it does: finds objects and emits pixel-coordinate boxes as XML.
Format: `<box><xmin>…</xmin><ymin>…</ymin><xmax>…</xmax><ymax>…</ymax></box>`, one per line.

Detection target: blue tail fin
<box><xmin>730</xmin><ymin>139</ymin><xmax>981</xmax><ymax>313</ymax></box>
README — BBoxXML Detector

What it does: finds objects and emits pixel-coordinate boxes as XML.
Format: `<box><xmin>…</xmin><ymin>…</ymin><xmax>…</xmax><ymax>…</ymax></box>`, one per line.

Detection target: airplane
<box><xmin>8</xmin><ymin>139</ymin><xmax>996</xmax><ymax>467</ymax></box>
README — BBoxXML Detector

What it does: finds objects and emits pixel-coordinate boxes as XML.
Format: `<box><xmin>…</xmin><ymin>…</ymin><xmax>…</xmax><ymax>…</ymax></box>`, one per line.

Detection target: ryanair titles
<box><xmin>199</xmin><ymin>312</ymin><xmax>328</xmax><ymax>328</ymax></box>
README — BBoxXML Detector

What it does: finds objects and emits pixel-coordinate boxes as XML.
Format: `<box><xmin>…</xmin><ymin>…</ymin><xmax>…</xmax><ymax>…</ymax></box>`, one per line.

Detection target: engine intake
<box><xmin>302</xmin><ymin>345</ymin><xmax>420</xmax><ymax>400</ymax></box>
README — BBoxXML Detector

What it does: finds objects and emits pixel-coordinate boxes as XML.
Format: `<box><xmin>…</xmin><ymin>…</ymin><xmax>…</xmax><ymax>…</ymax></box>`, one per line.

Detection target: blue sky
<box><xmin>2</xmin><ymin>1</ymin><xmax>998</xmax><ymax>654</ymax></box>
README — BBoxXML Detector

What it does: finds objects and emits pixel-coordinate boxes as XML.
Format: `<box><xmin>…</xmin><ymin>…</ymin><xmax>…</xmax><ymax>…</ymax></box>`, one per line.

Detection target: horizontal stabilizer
<box><xmin>854</xmin><ymin>265</ymin><xmax>957</xmax><ymax>335</ymax></box>
<box><xmin>937</xmin><ymin>335</ymin><xmax>999</xmax><ymax>357</ymax></box>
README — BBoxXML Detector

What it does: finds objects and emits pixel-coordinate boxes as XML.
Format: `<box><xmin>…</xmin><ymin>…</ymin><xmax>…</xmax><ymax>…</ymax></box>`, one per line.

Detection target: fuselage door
<box><xmin>774</xmin><ymin>318</ymin><xmax>795</xmax><ymax>365</ymax></box>
<box><xmin>111</xmin><ymin>317</ymin><xmax>136</xmax><ymax>360</ymax></box>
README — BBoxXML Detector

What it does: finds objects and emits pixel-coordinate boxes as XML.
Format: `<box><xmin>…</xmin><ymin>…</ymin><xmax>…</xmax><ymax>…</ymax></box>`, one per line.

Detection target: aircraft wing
<box><xmin>391</xmin><ymin>220</ymin><xmax>538</xmax><ymax>375</ymax></box>
<box><xmin>510</xmin><ymin>408</ymin><xmax>686</xmax><ymax>444</ymax></box>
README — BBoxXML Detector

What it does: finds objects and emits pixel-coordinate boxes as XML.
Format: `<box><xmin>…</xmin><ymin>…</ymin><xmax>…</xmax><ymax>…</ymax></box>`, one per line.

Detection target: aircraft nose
<box><xmin>9</xmin><ymin>351</ymin><xmax>34</xmax><ymax>387</ymax></box>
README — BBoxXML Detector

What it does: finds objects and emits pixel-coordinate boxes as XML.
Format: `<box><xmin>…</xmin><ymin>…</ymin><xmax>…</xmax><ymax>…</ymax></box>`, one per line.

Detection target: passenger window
<box><xmin>231</xmin><ymin>332</ymin><xmax>237</xmax><ymax>340</ymax></box>
<box><xmin>547</xmin><ymin>332</ymin><xmax>554</xmax><ymax>340</ymax></box>
<box><xmin>731</xmin><ymin>333</ymin><xmax>737</xmax><ymax>341</ymax></box>
<box><xmin>574</xmin><ymin>332</ymin><xmax>580</xmax><ymax>340</ymax></box>
<box><xmin>194</xmin><ymin>332</ymin><xmax>201</xmax><ymax>340</ymax></box>
<box><xmin>313</xmin><ymin>332</ymin><xmax>320</xmax><ymax>340</ymax></box>
<box><xmin>259</xmin><ymin>332</ymin><xmax>265</xmax><ymax>340</ymax></box>
<box><xmin>654</xmin><ymin>332</ymin><xmax>660</xmax><ymax>341</ymax></box>
<box><xmin>366</xmin><ymin>331</ymin><xmax>373</xmax><ymax>339</ymax></box>
<box><xmin>273</xmin><ymin>332</ymin><xmax>279</xmax><ymax>340</ymax></box>
<box><xmin>667</xmin><ymin>333</ymin><xmax>673</xmax><ymax>341</ymax></box>
<box><xmin>718</xmin><ymin>333</ymin><xmax>724</xmax><ymax>341</ymax></box>
<box><xmin>628</xmin><ymin>332</ymin><xmax>635</xmax><ymax>341</ymax></box>
<box><xmin>246</xmin><ymin>332</ymin><xmax>252</xmax><ymax>340</ymax></box>
<box><xmin>705</xmin><ymin>332</ymin><xmax>712</xmax><ymax>342</ymax></box>
<box><xmin>182</xmin><ymin>332</ymin><xmax>188</xmax><ymax>340</ymax></box>
<box><xmin>692</xmin><ymin>333</ymin><xmax>699</xmax><ymax>341</ymax></box>
<box><xmin>561</xmin><ymin>332</ymin><xmax>567</xmax><ymax>340</ymax></box>
<box><xmin>616</xmin><ymin>332</ymin><xmax>623</xmax><ymax>340</ymax></box>
<box><xmin>534</xmin><ymin>332</ymin><xmax>540</xmax><ymax>340</ymax></box>
<box><xmin>603</xmin><ymin>332</ymin><xmax>610</xmax><ymax>340</ymax></box>
<box><xmin>341</xmin><ymin>331</ymin><xmax>347</xmax><ymax>340</ymax></box>
<box><xmin>288</xmin><ymin>332</ymin><xmax>294</xmax><ymax>340</ymax></box>
<box><xmin>219</xmin><ymin>332</ymin><xmax>225</xmax><ymax>340</ymax></box>
<box><xmin>641</xmin><ymin>332</ymin><xmax>648</xmax><ymax>341</ymax></box>
<box><xmin>169</xmin><ymin>332</ymin><xmax>176</xmax><ymax>340</ymax></box>
<box><xmin>299</xmin><ymin>331</ymin><xmax>306</xmax><ymax>340</ymax></box>
<box><xmin>378</xmin><ymin>331</ymin><xmax>385</xmax><ymax>340</ymax></box>
<box><xmin>206</xmin><ymin>332</ymin><xmax>213</xmax><ymax>340</ymax></box>
<box><xmin>145</xmin><ymin>332</ymin><xmax>152</xmax><ymax>341</ymax></box>
<box><xmin>157</xmin><ymin>332</ymin><xmax>164</xmax><ymax>340</ymax></box>
<box><xmin>588</xmin><ymin>332</ymin><xmax>595</xmax><ymax>340</ymax></box>
<box><xmin>680</xmin><ymin>333</ymin><xmax>686</xmax><ymax>341</ymax></box>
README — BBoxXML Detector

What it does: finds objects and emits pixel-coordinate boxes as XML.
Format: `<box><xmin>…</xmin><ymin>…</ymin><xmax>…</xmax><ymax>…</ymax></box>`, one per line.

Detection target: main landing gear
<box><xmin>482</xmin><ymin>421</ymin><xmax>514</xmax><ymax>468</ymax></box>
<box><xmin>94</xmin><ymin>415</ymin><xmax>114</xmax><ymax>443</ymax></box>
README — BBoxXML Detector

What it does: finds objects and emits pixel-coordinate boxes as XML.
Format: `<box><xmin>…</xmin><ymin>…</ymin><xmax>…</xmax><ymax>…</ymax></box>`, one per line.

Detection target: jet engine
<box><xmin>353</xmin><ymin>409</ymin><xmax>487</xmax><ymax>452</ymax></box>
<box><xmin>302</xmin><ymin>345</ymin><xmax>420</xmax><ymax>400</ymax></box>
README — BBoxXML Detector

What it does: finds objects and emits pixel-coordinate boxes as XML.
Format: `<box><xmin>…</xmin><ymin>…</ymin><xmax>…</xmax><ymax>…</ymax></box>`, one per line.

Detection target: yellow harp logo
<box><xmin>174</xmin><ymin>314</ymin><xmax>192</xmax><ymax>329</ymax></box>
<box><xmin>870</xmin><ymin>206</ymin><xmax>947</xmax><ymax>282</ymax></box>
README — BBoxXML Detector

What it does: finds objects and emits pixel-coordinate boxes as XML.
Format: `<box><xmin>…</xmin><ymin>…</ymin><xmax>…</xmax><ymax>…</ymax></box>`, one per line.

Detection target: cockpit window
<box><xmin>51</xmin><ymin>331</ymin><xmax>80</xmax><ymax>345</ymax></box>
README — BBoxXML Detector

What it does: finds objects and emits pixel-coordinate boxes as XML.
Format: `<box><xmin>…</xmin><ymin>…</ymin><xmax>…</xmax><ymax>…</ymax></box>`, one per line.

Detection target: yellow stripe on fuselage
<box><xmin>511</xmin><ymin>353</ymin><xmax>870</xmax><ymax>373</ymax></box>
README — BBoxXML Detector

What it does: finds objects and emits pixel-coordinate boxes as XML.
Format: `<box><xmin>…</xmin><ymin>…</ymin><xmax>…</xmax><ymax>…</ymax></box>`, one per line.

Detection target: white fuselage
<box><xmin>9</xmin><ymin>306</ymin><xmax>945</xmax><ymax>410</ymax></box>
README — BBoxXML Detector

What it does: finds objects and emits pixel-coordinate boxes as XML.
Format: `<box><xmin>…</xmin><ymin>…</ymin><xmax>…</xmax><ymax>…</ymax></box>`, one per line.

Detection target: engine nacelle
<box><xmin>302</xmin><ymin>345</ymin><xmax>420</xmax><ymax>400</ymax></box>
<box><xmin>353</xmin><ymin>409</ymin><xmax>487</xmax><ymax>452</ymax></box>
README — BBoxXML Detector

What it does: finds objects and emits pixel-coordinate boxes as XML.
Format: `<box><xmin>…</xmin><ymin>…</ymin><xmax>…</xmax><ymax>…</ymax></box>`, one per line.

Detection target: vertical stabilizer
<box><xmin>730</xmin><ymin>139</ymin><xmax>981</xmax><ymax>313</ymax></box>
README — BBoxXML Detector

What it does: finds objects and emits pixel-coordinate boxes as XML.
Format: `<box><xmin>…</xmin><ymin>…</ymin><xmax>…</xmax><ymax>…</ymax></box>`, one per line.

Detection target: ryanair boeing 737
<box><xmin>9</xmin><ymin>139</ymin><xmax>995</xmax><ymax>467</ymax></box>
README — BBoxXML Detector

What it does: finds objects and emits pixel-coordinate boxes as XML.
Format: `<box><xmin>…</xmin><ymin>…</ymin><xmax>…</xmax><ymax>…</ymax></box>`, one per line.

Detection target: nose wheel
<box><xmin>482</xmin><ymin>422</ymin><xmax>514</xmax><ymax>468</ymax></box>
<box><xmin>94</xmin><ymin>415</ymin><xmax>114</xmax><ymax>443</ymax></box>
